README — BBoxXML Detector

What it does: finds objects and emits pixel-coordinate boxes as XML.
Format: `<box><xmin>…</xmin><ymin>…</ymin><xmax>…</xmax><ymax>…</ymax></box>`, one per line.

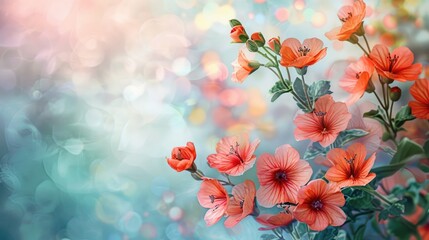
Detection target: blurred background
<box><xmin>0</xmin><ymin>0</ymin><xmax>428</xmax><ymax>239</ymax></box>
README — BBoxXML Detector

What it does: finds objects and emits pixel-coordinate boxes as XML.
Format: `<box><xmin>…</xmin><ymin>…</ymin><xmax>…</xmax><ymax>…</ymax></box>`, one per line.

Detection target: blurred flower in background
<box><xmin>0</xmin><ymin>0</ymin><xmax>428</xmax><ymax>239</ymax></box>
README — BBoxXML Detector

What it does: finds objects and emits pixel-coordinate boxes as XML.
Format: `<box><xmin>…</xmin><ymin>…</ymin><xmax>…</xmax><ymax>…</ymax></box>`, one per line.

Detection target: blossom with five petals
<box><xmin>207</xmin><ymin>134</ymin><xmax>260</xmax><ymax>176</ymax></box>
<box><xmin>231</xmin><ymin>50</ymin><xmax>260</xmax><ymax>83</ymax></box>
<box><xmin>225</xmin><ymin>180</ymin><xmax>256</xmax><ymax>228</ymax></box>
<box><xmin>279</xmin><ymin>38</ymin><xmax>327</xmax><ymax>69</ymax></box>
<box><xmin>294</xmin><ymin>94</ymin><xmax>351</xmax><ymax>147</ymax></box>
<box><xmin>369</xmin><ymin>44</ymin><xmax>422</xmax><ymax>82</ymax></box>
<box><xmin>197</xmin><ymin>178</ymin><xmax>229</xmax><ymax>226</ymax></box>
<box><xmin>325</xmin><ymin>0</ymin><xmax>366</xmax><ymax>41</ymax></box>
<box><xmin>325</xmin><ymin>143</ymin><xmax>376</xmax><ymax>188</ymax></box>
<box><xmin>256</xmin><ymin>144</ymin><xmax>313</xmax><ymax>207</ymax></box>
<box><xmin>293</xmin><ymin>179</ymin><xmax>347</xmax><ymax>231</ymax></box>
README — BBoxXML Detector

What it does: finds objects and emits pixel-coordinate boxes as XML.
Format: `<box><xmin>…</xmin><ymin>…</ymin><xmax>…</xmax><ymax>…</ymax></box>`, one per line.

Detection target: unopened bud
<box><xmin>380</xmin><ymin>77</ymin><xmax>394</xmax><ymax>84</ymax></box>
<box><xmin>268</xmin><ymin>37</ymin><xmax>281</xmax><ymax>54</ymax></box>
<box><xmin>230</xmin><ymin>25</ymin><xmax>248</xmax><ymax>43</ymax></box>
<box><xmin>389</xmin><ymin>86</ymin><xmax>401</xmax><ymax>102</ymax></box>
<box><xmin>246</xmin><ymin>39</ymin><xmax>259</xmax><ymax>52</ymax></box>
<box><xmin>251</xmin><ymin>32</ymin><xmax>265</xmax><ymax>47</ymax></box>
<box><xmin>295</xmin><ymin>66</ymin><xmax>308</xmax><ymax>76</ymax></box>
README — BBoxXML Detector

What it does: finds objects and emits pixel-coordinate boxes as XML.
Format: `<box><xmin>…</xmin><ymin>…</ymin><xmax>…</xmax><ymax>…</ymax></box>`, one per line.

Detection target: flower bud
<box><xmin>246</xmin><ymin>39</ymin><xmax>259</xmax><ymax>52</ymax></box>
<box><xmin>380</xmin><ymin>76</ymin><xmax>394</xmax><ymax>84</ymax></box>
<box><xmin>251</xmin><ymin>32</ymin><xmax>265</xmax><ymax>47</ymax></box>
<box><xmin>167</xmin><ymin>142</ymin><xmax>197</xmax><ymax>172</ymax></box>
<box><xmin>268</xmin><ymin>37</ymin><xmax>281</xmax><ymax>54</ymax></box>
<box><xmin>389</xmin><ymin>86</ymin><xmax>401</xmax><ymax>102</ymax></box>
<box><xmin>295</xmin><ymin>66</ymin><xmax>308</xmax><ymax>76</ymax></box>
<box><xmin>248</xmin><ymin>60</ymin><xmax>261</xmax><ymax>70</ymax></box>
<box><xmin>230</xmin><ymin>25</ymin><xmax>248</xmax><ymax>43</ymax></box>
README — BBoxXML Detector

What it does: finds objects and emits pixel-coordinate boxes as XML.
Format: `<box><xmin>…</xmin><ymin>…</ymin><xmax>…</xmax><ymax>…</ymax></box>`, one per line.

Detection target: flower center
<box><xmin>228</xmin><ymin>141</ymin><xmax>244</xmax><ymax>163</ymax></box>
<box><xmin>355</xmin><ymin>71</ymin><xmax>362</xmax><ymax>79</ymax></box>
<box><xmin>340</xmin><ymin>12</ymin><xmax>353</xmax><ymax>22</ymax></box>
<box><xmin>274</xmin><ymin>170</ymin><xmax>287</xmax><ymax>181</ymax></box>
<box><xmin>176</xmin><ymin>149</ymin><xmax>183</xmax><ymax>160</ymax></box>
<box><xmin>311</xmin><ymin>200</ymin><xmax>323</xmax><ymax>210</ymax></box>
<box><xmin>239</xmin><ymin>199</ymin><xmax>245</xmax><ymax>209</ymax></box>
<box><xmin>298</xmin><ymin>46</ymin><xmax>311</xmax><ymax>56</ymax></box>
<box><xmin>209</xmin><ymin>195</ymin><xmax>216</xmax><ymax>203</ymax></box>
<box><xmin>314</xmin><ymin>111</ymin><xmax>328</xmax><ymax>134</ymax></box>
<box><xmin>344</xmin><ymin>154</ymin><xmax>357</xmax><ymax>178</ymax></box>
<box><xmin>387</xmin><ymin>53</ymin><xmax>399</xmax><ymax>72</ymax></box>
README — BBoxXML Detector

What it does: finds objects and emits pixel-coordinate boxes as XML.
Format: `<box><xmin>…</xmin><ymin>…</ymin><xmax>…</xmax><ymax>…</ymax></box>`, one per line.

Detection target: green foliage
<box><xmin>260</xmin><ymin>234</ymin><xmax>277</xmax><ymax>240</ymax></box>
<box><xmin>346</xmin><ymin>189</ymin><xmax>377</xmax><ymax>210</ymax></box>
<box><xmin>354</xmin><ymin>224</ymin><xmax>366</xmax><ymax>240</ymax></box>
<box><xmin>291</xmin><ymin>222</ymin><xmax>311</xmax><ymax>240</ymax></box>
<box><xmin>387</xmin><ymin>217</ymin><xmax>419</xmax><ymax>240</ymax></box>
<box><xmin>363</xmin><ymin>107</ymin><xmax>385</xmax><ymax>125</ymax></box>
<box><xmin>269</xmin><ymin>81</ymin><xmax>292</xmax><ymax>102</ymax></box>
<box><xmin>229</xmin><ymin>19</ymin><xmax>242</xmax><ymax>27</ymax></box>
<box><xmin>292</xmin><ymin>77</ymin><xmax>310</xmax><ymax>111</ymax></box>
<box><xmin>313</xmin><ymin>228</ymin><xmax>346</xmax><ymax>240</ymax></box>
<box><xmin>308</xmin><ymin>80</ymin><xmax>332</xmax><ymax>104</ymax></box>
<box><xmin>394</xmin><ymin>105</ymin><xmax>415</xmax><ymax>129</ymax></box>
<box><xmin>373</xmin><ymin>138</ymin><xmax>424</xmax><ymax>180</ymax></box>
<box><xmin>303</xmin><ymin>142</ymin><xmax>326</xmax><ymax>161</ymax></box>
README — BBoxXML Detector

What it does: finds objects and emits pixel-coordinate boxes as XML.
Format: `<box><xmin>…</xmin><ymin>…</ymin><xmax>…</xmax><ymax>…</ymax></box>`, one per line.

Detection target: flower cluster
<box><xmin>167</xmin><ymin>0</ymin><xmax>429</xmax><ymax>239</ymax></box>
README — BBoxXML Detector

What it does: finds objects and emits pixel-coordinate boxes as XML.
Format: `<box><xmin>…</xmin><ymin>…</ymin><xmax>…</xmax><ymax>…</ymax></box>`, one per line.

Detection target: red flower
<box><xmin>294</xmin><ymin>95</ymin><xmax>351</xmax><ymax>147</ymax></box>
<box><xmin>256</xmin><ymin>144</ymin><xmax>313</xmax><ymax>207</ymax></box>
<box><xmin>230</xmin><ymin>25</ymin><xmax>248</xmax><ymax>43</ymax></box>
<box><xmin>369</xmin><ymin>44</ymin><xmax>422</xmax><ymax>82</ymax></box>
<box><xmin>280</xmin><ymin>38</ymin><xmax>327</xmax><ymax>68</ymax></box>
<box><xmin>409</xmin><ymin>78</ymin><xmax>429</xmax><ymax>119</ymax></box>
<box><xmin>339</xmin><ymin>56</ymin><xmax>375</xmax><ymax>105</ymax></box>
<box><xmin>256</xmin><ymin>212</ymin><xmax>294</xmax><ymax>230</ymax></box>
<box><xmin>231</xmin><ymin>50</ymin><xmax>260</xmax><ymax>83</ymax></box>
<box><xmin>167</xmin><ymin>142</ymin><xmax>197</xmax><ymax>172</ymax></box>
<box><xmin>197</xmin><ymin>179</ymin><xmax>229</xmax><ymax>226</ymax></box>
<box><xmin>225</xmin><ymin>180</ymin><xmax>256</xmax><ymax>228</ymax></box>
<box><xmin>293</xmin><ymin>179</ymin><xmax>347</xmax><ymax>231</ymax></box>
<box><xmin>268</xmin><ymin>37</ymin><xmax>281</xmax><ymax>53</ymax></box>
<box><xmin>207</xmin><ymin>133</ymin><xmax>260</xmax><ymax>176</ymax></box>
<box><xmin>325</xmin><ymin>143</ymin><xmax>376</xmax><ymax>188</ymax></box>
<box><xmin>325</xmin><ymin>0</ymin><xmax>366</xmax><ymax>41</ymax></box>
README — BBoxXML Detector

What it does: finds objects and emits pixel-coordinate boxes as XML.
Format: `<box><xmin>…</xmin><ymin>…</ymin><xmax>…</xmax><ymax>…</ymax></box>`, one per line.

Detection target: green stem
<box><xmin>363</xmin><ymin>34</ymin><xmax>371</xmax><ymax>53</ymax></box>
<box><xmin>300</xmin><ymin>74</ymin><xmax>312</xmax><ymax>109</ymax></box>
<box><xmin>352</xmin><ymin>186</ymin><xmax>394</xmax><ymax>206</ymax></box>
<box><xmin>291</xmin><ymin>90</ymin><xmax>311</xmax><ymax>112</ymax></box>
<box><xmin>356</xmin><ymin>42</ymin><xmax>370</xmax><ymax>56</ymax></box>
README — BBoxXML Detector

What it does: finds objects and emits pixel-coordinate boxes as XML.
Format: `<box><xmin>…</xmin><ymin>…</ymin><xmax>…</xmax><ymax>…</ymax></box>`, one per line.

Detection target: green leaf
<box><xmin>292</xmin><ymin>222</ymin><xmax>311</xmax><ymax>240</ymax></box>
<box><xmin>333</xmin><ymin>129</ymin><xmax>369</xmax><ymax>147</ymax></box>
<box><xmin>374</xmin><ymin>138</ymin><xmax>424</xmax><ymax>180</ymax></box>
<box><xmin>388</xmin><ymin>202</ymin><xmax>404</xmax><ymax>216</ymax></box>
<box><xmin>347</xmin><ymin>189</ymin><xmax>376</xmax><ymax>210</ymax></box>
<box><xmin>390</xmin><ymin>138</ymin><xmax>423</xmax><ymax>164</ymax></box>
<box><xmin>308</xmin><ymin>80</ymin><xmax>332</xmax><ymax>103</ymax></box>
<box><xmin>394</xmin><ymin>105</ymin><xmax>415</xmax><ymax>129</ymax></box>
<box><xmin>260</xmin><ymin>234</ymin><xmax>277</xmax><ymax>240</ymax></box>
<box><xmin>303</xmin><ymin>142</ymin><xmax>327</xmax><ymax>161</ymax></box>
<box><xmin>355</xmin><ymin>225</ymin><xmax>366</xmax><ymax>240</ymax></box>
<box><xmin>363</xmin><ymin>107</ymin><xmax>385</xmax><ymax>125</ymax></box>
<box><xmin>292</xmin><ymin>77</ymin><xmax>310</xmax><ymax>112</ymax></box>
<box><xmin>387</xmin><ymin>217</ymin><xmax>418</xmax><ymax>239</ymax></box>
<box><xmin>334</xmin><ymin>230</ymin><xmax>347</xmax><ymax>240</ymax></box>
<box><xmin>314</xmin><ymin>227</ymin><xmax>338</xmax><ymax>240</ymax></box>
<box><xmin>424</xmin><ymin>139</ymin><xmax>429</xmax><ymax>156</ymax></box>
<box><xmin>269</xmin><ymin>81</ymin><xmax>291</xmax><ymax>102</ymax></box>
<box><xmin>379</xmin><ymin>209</ymin><xmax>389</xmax><ymax>221</ymax></box>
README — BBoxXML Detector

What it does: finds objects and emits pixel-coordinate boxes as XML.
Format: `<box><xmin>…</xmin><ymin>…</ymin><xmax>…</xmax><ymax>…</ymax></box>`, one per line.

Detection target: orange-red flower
<box><xmin>231</xmin><ymin>50</ymin><xmax>260</xmax><ymax>83</ymax></box>
<box><xmin>279</xmin><ymin>38</ymin><xmax>327</xmax><ymax>68</ymax></box>
<box><xmin>230</xmin><ymin>25</ymin><xmax>248</xmax><ymax>43</ymax></box>
<box><xmin>207</xmin><ymin>133</ymin><xmax>260</xmax><ymax>176</ymax></box>
<box><xmin>167</xmin><ymin>142</ymin><xmax>197</xmax><ymax>172</ymax></box>
<box><xmin>325</xmin><ymin>0</ymin><xmax>366</xmax><ymax>41</ymax></box>
<box><xmin>197</xmin><ymin>178</ymin><xmax>229</xmax><ymax>226</ymax></box>
<box><xmin>268</xmin><ymin>37</ymin><xmax>281</xmax><ymax>53</ymax></box>
<box><xmin>339</xmin><ymin>56</ymin><xmax>375</xmax><ymax>105</ymax></box>
<box><xmin>256</xmin><ymin>212</ymin><xmax>294</xmax><ymax>230</ymax></box>
<box><xmin>294</xmin><ymin>94</ymin><xmax>351</xmax><ymax>147</ymax></box>
<box><xmin>293</xmin><ymin>179</ymin><xmax>347</xmax><ymax>231</ymax></box>
<box><xmin>225</xmin><ymin>180</ymin><xmax>256</xmax><ymax>228</ymax></box>
<box><xmin>369</xmin><ymin>44</ymin><xmax>422</xmax><ymax>82</ymax></box>
<box><xmin>409</xmin><ymin>78</ymin><xmax>429</xmax><ymax>119</ymax></box>
<box><xmin>325</xmin><ymin>143</ymin><xmax>376</xmax><ymax>188</ymax></box>
<box><xmin>256</xmin><ymin>144</ymin><xmax>313</xmax><ymax>207</ymax></box>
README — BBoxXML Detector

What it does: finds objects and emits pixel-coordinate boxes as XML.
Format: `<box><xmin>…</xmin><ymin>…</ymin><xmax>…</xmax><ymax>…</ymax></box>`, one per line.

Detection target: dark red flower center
<box><xmin>387</xmin><ymin>53</ymin><xmax>399</xmax><ymax>72</ymax></box>
<box><xmin>314</xmin><ymin>111</ymin><xmax>329</xmax><ymax>134</ymax></box>
<box><xmin>311</xmin><ymin>200</ymin><xmax>323</xmax><ymax>210</ymax></box>
<box><xmin>298</xmin><ymin>46</ymin><xmax>311</xmax><ymax>56</ymax></box>
<box><xmin>275</xmin><ymin>170</ymin><xmax>288</xmax><ymax>181</ymax></box>
<box><xmin>355</xmin><ymin>71</ymin><xmax>362</xmax><ymax>79</ymax></box>
<box><xmin>228</xmin><ymin>142</ymin><xmax>244</xmax><ymax>163</ymax></box>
